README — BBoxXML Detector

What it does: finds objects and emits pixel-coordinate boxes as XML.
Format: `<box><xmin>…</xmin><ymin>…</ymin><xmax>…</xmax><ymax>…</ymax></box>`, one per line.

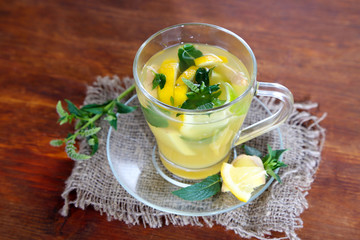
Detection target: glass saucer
<box><xmin>106</xmin><ymin>95</ymin><xmax>283</xmax><ymax>216</ymax></box>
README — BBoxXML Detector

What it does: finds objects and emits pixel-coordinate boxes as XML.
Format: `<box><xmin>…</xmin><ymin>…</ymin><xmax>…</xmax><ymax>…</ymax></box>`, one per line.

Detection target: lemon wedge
<box><xmin>194</xmin><ymin>54</ymin><xmax>227</xmax><ymax>68</ymax></box>
<box><xmin>173</xmin><ymin>66</ymin><xmax>197</xmax><ymax>107</ymax></box>
<box><xmin>214</xmin><ymin>63</ymin><xmax>248</xmax><ymax>88</ymax></box>
<box><xmin>222</xmin><ymin>154</ymin><xmax>265</xmax><ymax>192</ymax></box>
<box><xmin>157</xmin><ymin>59</ymin><xmax>179</xmax><ymax>105</ymax></box>
<box><xmin>221</xmin><ymin>163</ymin><xmax>266</xmax><ymax>202</ymax></box>
<box><xmin>232</xmin><ymin>154</ymin><xmax>264</xmax><ymax>168</ymax></box>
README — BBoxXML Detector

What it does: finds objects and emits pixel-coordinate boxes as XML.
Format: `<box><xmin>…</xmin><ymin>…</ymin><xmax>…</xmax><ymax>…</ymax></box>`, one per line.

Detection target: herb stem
<box><xmin>70</xmin><ymin>84</ymin><xmax>136</xmax><ymax>140</ymax></box>
<box><xmin>116</xmin><ymin>84</ymin><xmax>136</xmax><ymax>102</ymax></box>
<box><xmin>52</xmin><ymin>83</ymin><xmax>137</xmax><ymax>160</ymax></box>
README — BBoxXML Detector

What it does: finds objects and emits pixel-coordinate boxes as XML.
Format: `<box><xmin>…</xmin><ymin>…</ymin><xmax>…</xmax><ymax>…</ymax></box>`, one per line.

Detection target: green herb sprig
<box><xmin>180</xmin><ymin>79</ymin><xmax>225</xmax><ymax>110</ymax></box>
<box><xmin>178</xmin><ymin>44</ymin><xmax>203</xmax><ymax>72</ymax></box>
<box><xmin>195</xmin><ymin>67</ymin><xmax>213</xmax><ymax>86</ymax></box>
<box><xmin>172</xmin><ymin>174</ymin><xmax>221</xmax><ymax>201</ymax></box>
<box><xmin>172</xmin><ymin>144</ymin><xmax>287</xmax><ymax>201</ymax></box>
<box><xmin>50</xmin><ymin>84</ymin><xmax>136</xmax><ymax>160</ymax></box>
<box><xmin>152</xmin><ymin>72</ymin><xmax>166</xmax><ymax>90</ymax></box>
<box><xmin>243</xmin><ymin>145</ymin><xmax>288</xmax><ymax>183</ymax></box>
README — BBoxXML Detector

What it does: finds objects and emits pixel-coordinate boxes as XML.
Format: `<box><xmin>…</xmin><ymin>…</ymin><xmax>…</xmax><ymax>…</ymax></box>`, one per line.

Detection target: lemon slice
<box><xmin>157</xmin><ymin>59</ymin><xmax>179</xmax><ymax>105</ymax></box>
<box><xmin>194</xmin><ymin>54</ymin><xmax>227</xmax><ymax>68</ymax></box>
<box><xmin>173</xmin><ymin>66</ymin><xmax>197</xmax><ymax>107</ymax></box>
<box><xmin>214</xmin><ymin>63</ymin><xmax>248</xmax><ymax>88</ymax></box>
<box><xmin>221</xmin><ymin>163</ymin><xmax>266</xmax><ymax>202</ymax></box>
<box><xmin>232</xmin><ymin>154</ymin><xmax>264</xmax><ymax>168</ymax></box>
<box><xmin>222</xmin><ymin>154</ymin><xmax>265</xmax><ymax>192</ymax></box>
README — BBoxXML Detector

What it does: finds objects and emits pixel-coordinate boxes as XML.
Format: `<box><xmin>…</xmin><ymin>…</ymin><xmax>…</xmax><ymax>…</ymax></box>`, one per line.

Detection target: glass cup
<box><xmin>133</xmin><ymin>23</ymin><xmax>293</xmax><ymax>180</ymax></box>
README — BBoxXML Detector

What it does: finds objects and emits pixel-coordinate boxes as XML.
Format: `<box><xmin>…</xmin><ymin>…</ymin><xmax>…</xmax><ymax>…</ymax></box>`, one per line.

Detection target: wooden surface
<box><xmin>0</xmin><ymin>0</ymin><xmax>359</xmax><ymax>239</ymax></box>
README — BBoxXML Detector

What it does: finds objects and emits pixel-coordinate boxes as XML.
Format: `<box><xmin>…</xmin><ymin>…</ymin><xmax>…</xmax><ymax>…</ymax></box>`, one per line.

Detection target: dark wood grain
<box><xmin>0</xmin><ymin>0</ymin><xmax>359</xmax><ymax>239</ymax></box>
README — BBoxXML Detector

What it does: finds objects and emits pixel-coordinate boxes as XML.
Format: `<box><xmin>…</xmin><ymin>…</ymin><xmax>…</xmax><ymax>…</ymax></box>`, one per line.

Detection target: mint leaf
<box><xmin>152</xmin><ymin>73</ymin><xmax>166</xmax><ymax>89</ymax></box>
<box><xmin>116</xmin><ymin>102</ymin><xmax>137</xmax><ymax>114</ymax></box>
<box><xmin>105</xmin><ymin>112</ymin><xmax>117</xmax><ymax>130</ymax></box>
<box><xmin>56</xmin><ymin>101</ymin><xmax>68</xmax><ymax>118</ymax></box>
<box><xmin>88</xmin><ymin>134</ymin><xmax>98</xmax><ymax>155</ymax></box>
<box><xmin>65</xmin><ymin>99</ymin><xmax>85</xmax><ymax>117</ymax></box>
<box><xmin>266</xmin><ymin>168</ymin><xmax>282</xmax><ymax>183</ymax></box>
<box><xmin>195</xmin><ymin>67</ymin><xmax>210</xmax><ymax>86</ymax></box>
<box><xmin>212</xmin><ymin>98</ymin><xmax>226</xmax><ymax>107</ymax></box>
<box><xmin>65</xmin><ymin>140</ymin><xmax>91</xmax><ymax>160</ymax></box>
<box><xmin>172</xmin><ymin>174</ymin><xmax>221</xmax><ymax>201</ymax></box>
<box><xmin>262</xmin><ymin>144</ymin><xmax>288</xmax><ymax>183</ymax></box>
<box><xmin>180</xmin><ymin>80</ymin><xmax>222</xmax><ymax>110</ymax></box>
<box><xmin>141</xmin><ymin>105</ymin><xmax>169</xmax><ymax>128</ymax></box>
<box><xmin>50</xmin><ymin>139</ymin><xmax>64</xmax><ymax>147</ymax></box>
<box><xmin>79</xmin><ymin>127</ymin><xmax>101</xmax><ymax>137</ymax></box>
<box><xmin>178</xmin><ymin>44</ymin><xmax>203</xmax><ymax>72</ymax></box>
<box><xmin>182</xmin><ymin>78</ymin><xmax>199</xmax><ymax>93</ymax></box>
<box><xmin>243</xmin><ymin>145</ymin><xmax>263</xmax><ymax>157</ymax></box>
<box><xmin>81</xmin><ymin>101</ymin><xmax>112</xmax><ymax>114</ymax></box>
<box><xmin>196</xmin><ymin>102</ymin><xmax>214</xmax><ymax>110</ymax></box>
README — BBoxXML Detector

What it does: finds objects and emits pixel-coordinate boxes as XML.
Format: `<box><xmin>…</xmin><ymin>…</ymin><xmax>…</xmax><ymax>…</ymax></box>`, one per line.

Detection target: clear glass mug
<box><xmin>133</xmin><ymin>23</ymin><xmax>293</xmax><ymax>180</ymax></box>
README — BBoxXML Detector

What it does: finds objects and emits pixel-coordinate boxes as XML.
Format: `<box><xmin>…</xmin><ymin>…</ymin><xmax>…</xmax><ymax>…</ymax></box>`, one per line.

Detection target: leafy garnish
<box><xmin>178</xmin><ymin>44</ymin><xmax>203</xmax><ymax>72</ymax></box>
<box><xmin>140</xmin><ymin>105</ymin><xmax>169</xmax><ymax>128</ymax></box>
<box><xmin>180</xmin><ymin>80</ymin><xmax>224</xmax><ymax>110</ymax></box>
<box><xmin>244</xmin><ymin>144</ymin><xmax>287</xmax><ymax>183</ymax></box>
<box><xmin>182</xmin><ymin>78</ymin><xmax>199</xmax><ymax>93</ymax></box>
<box><xmin>173</xmin><ymin>145</ymin><xmax>288</xmax><ymax>201</ymax></box>
<box><xmin>50</xmin><ymin>84</ymin><xmax>137</xmax><ymax>160</ymax></box>
<box><xmin>195</xmin><ymin>67</ymin><xmax>212</xmax><ymax>86</ymax></box>
<box><xmin>243</xmin><ymin>144</ymin><xmax>263</xmax><ymax>157</ymax></box>
<box><xmin>152</xmin><ymin>72</ymin><xmax>166</xmax><ymax>90</ymax></box>
<box><xmin>262</xmin><ymin>145</ymin><xmax>288</xmax><ymax>183</ymax></box>
<box><xmin>172</xmin><ymin>174</ymin><xmax>221</xmax><ymax>201</ymax></box>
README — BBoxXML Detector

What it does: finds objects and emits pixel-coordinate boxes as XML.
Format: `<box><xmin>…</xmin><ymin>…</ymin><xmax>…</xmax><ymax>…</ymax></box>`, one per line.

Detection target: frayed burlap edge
<box><xmin>60</xmin><ymin>76</ymin><xmax>326</xmax><ymax>240</ymax></box>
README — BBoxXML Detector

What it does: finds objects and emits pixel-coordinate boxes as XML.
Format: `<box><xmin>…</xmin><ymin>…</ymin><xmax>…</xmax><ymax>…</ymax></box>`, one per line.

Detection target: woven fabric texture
<box><xmin>60</xmin><ymin>76</ymin><xmax>326</xmax><ymax>240</ymax></box>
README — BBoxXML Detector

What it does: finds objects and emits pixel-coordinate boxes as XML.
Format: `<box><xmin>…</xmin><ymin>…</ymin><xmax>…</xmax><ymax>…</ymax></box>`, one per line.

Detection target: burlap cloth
<box><xmin>60</xmin><ymin>76</ymin><xmax>326</xmax><ymax>240</ymax></box>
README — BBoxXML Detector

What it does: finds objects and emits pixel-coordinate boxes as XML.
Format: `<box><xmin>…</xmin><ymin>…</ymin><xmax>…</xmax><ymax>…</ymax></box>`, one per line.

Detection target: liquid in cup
<box><xmin>134</xmin><ymin>23</ymin><xmax>294</xmax><ymax>180</ymax></box>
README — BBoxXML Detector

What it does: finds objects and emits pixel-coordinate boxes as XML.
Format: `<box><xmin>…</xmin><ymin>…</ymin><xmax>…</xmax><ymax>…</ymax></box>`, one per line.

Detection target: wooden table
<box><xmin>1</xmin><ymin>0</ymin><xmax>359</xmax><ymax>239</ymax></box>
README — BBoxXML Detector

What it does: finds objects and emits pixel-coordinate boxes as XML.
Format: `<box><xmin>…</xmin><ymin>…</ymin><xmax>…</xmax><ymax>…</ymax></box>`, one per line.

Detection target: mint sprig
<box><xmin>152</xmin><ymin>72</ymin><xmax>166</xmax><ymax>90</ymax></box>
<box><xmin>180</xmin><ymin>79</ymin><xmax>224</xmax><ymax>110</ymax></box>
<box><xmin>178</xmin><ymin>44</ymin><xmax>203</xmax><ymax>72</ymax></box>
<box><xmin>195</xmin><ymin>67</ymin><xmax>213</xmax><ymax>86</ymax></box>
<box><xmin>244</xmin><ymin>144</ymin><xmax>288</xmax><ymax>183</ymax></box>
<box><xmin>262</xmin><ymin>145</ymin><xmax>288</xmax><ymax>183</ymax></box>
<box><xmin>50</xmin><ymin>84</ymin><xmax>136</xmax><ymax>160</ymax></box>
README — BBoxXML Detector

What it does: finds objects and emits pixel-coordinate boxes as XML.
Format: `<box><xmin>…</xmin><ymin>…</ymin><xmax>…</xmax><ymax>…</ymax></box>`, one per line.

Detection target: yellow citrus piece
<box><xmin>157</xmin><ymin>59</ymin><xmax>179</xmax><ymax>105</ymax></box>
<box><xmin>149</xmin><ymin>125</ymin><xmax>195</xmax><ymax>156</ymax></box>
<box><xmin>214</xmin><ymin>63</ymin><xmax>248</xmax><ymax>88</ymax></box>
<box><xmin>173</xmin><ymin>66</ymin><xmax>198</xmax><ymax>107</ymax></box>
<box><xmin>222</xmin><ymin>154</ymin><xmax>265</xmax><ymax>192</ymax></box>
<box><xmin>221</xmin><ymin>163</ymin><xmax>266</xmax><ymax>202</ymax></box>
<box><xmin>218</xmin><ymin>56</ymin><xmax>228</xmax><ymax>63</ymax></box>
<box><xmin>194</xmin><ymin>54</ymin><xmax>227</xmax><ymax>67</ymax></box>
<box><xmin>232</xmin><ymin>154</ymin><xmax>264</xmax><ymax>168</ymax></box>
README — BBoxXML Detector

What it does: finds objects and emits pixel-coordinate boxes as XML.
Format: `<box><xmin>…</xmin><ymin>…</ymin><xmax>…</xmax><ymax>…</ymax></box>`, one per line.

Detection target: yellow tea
<box><xmin>138</xmin><ymin>43</ymin><xmax>253</xmax><ymax>179</ymax></box>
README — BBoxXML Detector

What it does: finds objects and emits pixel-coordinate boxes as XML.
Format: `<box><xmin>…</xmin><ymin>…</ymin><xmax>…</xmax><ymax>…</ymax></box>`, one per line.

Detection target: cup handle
<box><xmin>234</xmin><ymin>82</ymin><xmax>294</xmax><ymax>146</ymax></box>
